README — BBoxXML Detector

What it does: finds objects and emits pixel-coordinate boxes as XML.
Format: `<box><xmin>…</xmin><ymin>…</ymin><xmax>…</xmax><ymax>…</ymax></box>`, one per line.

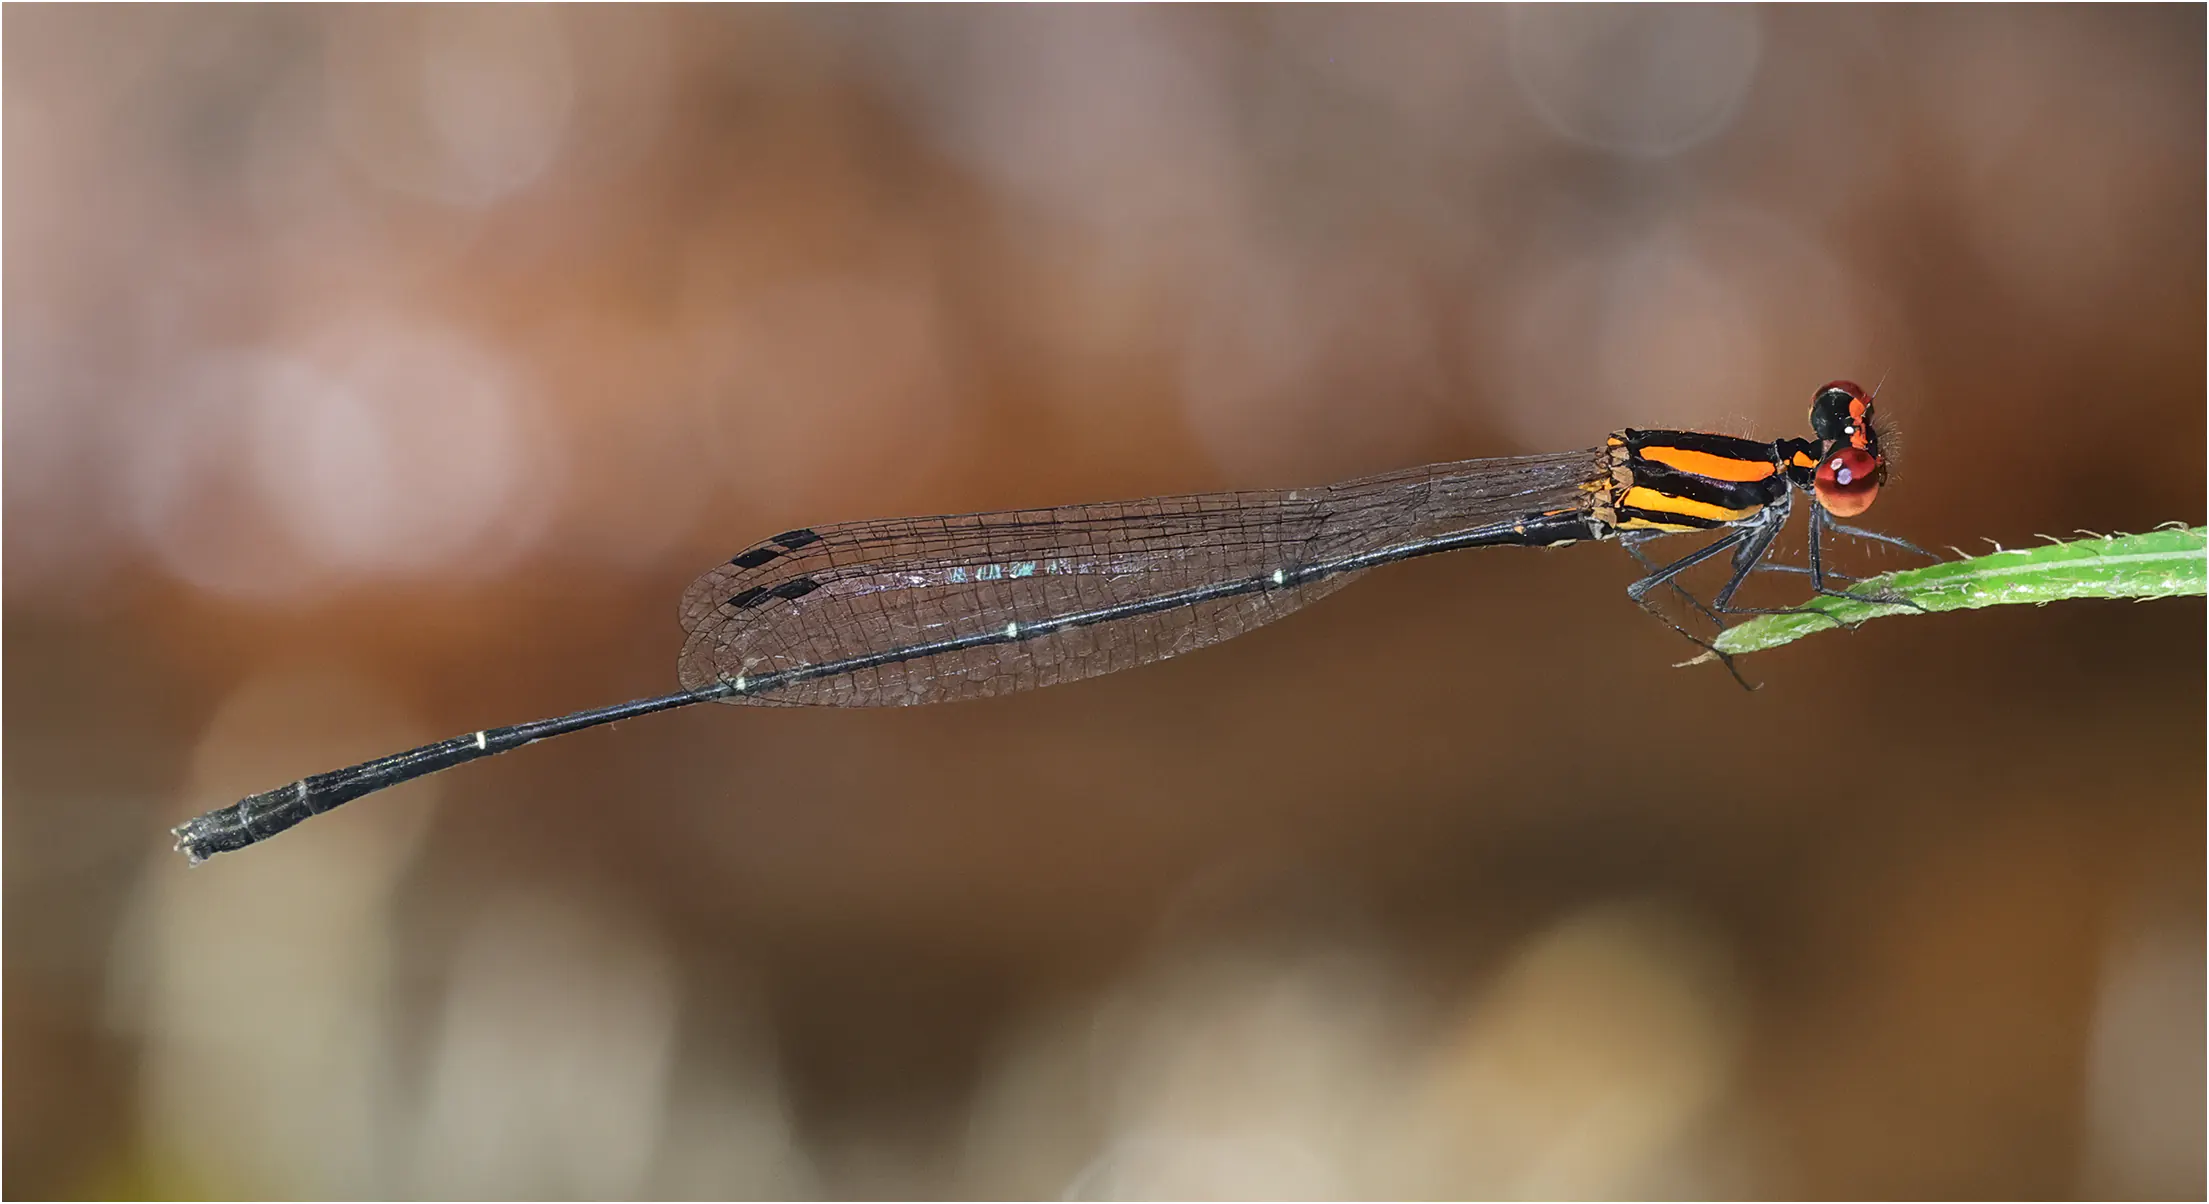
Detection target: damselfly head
<box><xmin>1814</xmin><ymin>445</ymin><xmax>1883</xmax><ymax>517</ymax></box>
<box><xmin>1807</xmin><ymin>381</ymin><xmax>1886</xmax><ymax>516</ymax></box>
<box><xmin>1808</xmin><ymin>380</ymin><xmax>1879</xmax><ymax>454</ymax></box>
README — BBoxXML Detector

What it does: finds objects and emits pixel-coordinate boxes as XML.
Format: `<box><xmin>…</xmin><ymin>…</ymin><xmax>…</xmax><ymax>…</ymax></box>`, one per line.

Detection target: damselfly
<box><xmin>174</xmin><ymin>381</ymin><xmax>1930</xmax><ymax>863</ymax></box>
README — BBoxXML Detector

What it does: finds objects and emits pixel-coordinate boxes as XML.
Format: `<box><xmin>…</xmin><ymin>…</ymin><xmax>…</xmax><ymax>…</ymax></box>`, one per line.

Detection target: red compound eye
<box><xmin>1815</xmin><ymin>446</ymin><xmax>1882</xmax><ymax>517</ymax></box>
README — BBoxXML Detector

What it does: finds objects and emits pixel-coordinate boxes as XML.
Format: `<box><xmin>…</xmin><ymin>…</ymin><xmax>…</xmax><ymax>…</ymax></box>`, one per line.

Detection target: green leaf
<box><xmin>1707</xmin><ymin>524</ymin><xmax>2207</xmax><ymax>656</ymax></box>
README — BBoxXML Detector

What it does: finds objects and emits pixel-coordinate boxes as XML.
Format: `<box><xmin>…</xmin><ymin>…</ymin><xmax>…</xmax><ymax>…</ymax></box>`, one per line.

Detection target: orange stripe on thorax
<box><xmin>1636</xmin><ymin>444</ymin><xmax>1777</xmax><ymax>483</ymax></box>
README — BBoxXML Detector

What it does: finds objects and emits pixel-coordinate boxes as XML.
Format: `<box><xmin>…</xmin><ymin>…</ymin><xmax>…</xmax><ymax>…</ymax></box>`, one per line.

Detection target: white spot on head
<box><xmin>1271</xmin><ymin>569</ymin><xmax>1286</xmax><ymax>585</ymax></box>
<box><xmin>733</xmin><ymin>675</ymin><xmax>748</xmax><ymax>693</ymax></box>
<box><xmin>1004</xmin><ymin>622</ymin><xmax>1020</xmax><ymax>638</ymax></box>
<box><xmin>474</xmin><ymin>730</ymin><xmax>488</xmax><ymax>750</ymax></box>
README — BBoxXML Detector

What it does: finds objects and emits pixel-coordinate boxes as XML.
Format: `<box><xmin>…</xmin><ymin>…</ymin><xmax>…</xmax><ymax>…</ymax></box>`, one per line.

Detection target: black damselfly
<box><xmin>174</xmin><ymin>381</ymin><xmax>1930</xmax><ymax>863</ymax></box>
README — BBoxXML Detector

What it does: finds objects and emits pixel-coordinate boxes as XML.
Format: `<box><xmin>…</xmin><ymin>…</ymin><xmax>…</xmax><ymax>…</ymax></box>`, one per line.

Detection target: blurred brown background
<box><xmin>6</xmin><ymin>5</ymin><xmax>2203</xmax><ymax>1199</ymax></box>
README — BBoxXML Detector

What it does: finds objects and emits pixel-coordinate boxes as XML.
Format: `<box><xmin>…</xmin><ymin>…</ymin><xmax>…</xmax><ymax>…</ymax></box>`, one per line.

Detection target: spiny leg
<box><xmin>1626</xmin><ymin>528</ymin><xmax>1746</xmax><ymax>604</ymax></box>
<box><xmin>1809</xmin><ymin>505</ymin><xmax>1928</xmax><ymax>615</ymax></box>
<box><xmin>1825</xmin><ymin>518</ymin><xmax>1943</xmax><ymax>563</ymax></box>
<box><xmin>1711</xmin><ymin>506</ymin><xmax>1923</xmax><ymax>630</ymax></box>
<box><xmin>1751</xmin><ymin>563</ymin><xmax>1861</xmax><ymax>584</ymax></box>
<box><xmin>1711</xmin><ymin>508</ymin><xmax>1793</xmax><ymax>614</ymax></box>
<box><xmin>1623</xmin><ymin>529</ymin><xmax>1758</xmax><ymax>688</ymax></box>
<box><xmin>1702</xmin><ymin>506</ymin><xmax>1851</xmax><ymax>632</ymax></box>
<box><xmin>1621</xmin><ymin>531</ymin><xmax>1725</xmax><ymax>628</ymax></box>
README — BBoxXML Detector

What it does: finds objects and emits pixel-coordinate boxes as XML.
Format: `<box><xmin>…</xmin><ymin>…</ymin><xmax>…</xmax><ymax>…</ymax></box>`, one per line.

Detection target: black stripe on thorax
<box><xmin>1618</xmin><ymin>429</ymin><xmax>1775</xmax><ymax>460</ymax></box>
<box><xmin>1612</xmin><ymin>505</ymin><xmax>1730</xmax><ymax>531</ymax></box>
<box><xmin>1626</xmin><ymin>463</ymin><xmax>1788</xmax><ymax>512</ymax></box>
